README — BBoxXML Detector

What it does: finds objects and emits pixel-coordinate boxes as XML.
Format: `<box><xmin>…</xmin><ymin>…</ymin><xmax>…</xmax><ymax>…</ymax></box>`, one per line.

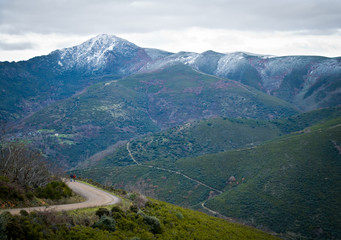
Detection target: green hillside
<box><xmin>272</xmin><ymin>105</ymin><xmax>341</xmax><ymax>134</ymax></box>
<box><xmin>75</xmin><ymin>110</ymin><xmax>341</xmax><ymax>239</ymax></box>
<box><xmin>0</xmin><ymin>182</ymin><xmax>279</xmax><ymax>240</ymax></box>
<box><xmin>92</xmin><ymin>117</ymin><xmax>282</xmax><ymax>169</ymax></box>
<box><xmin>177</xmin><ymin>117</ymin><xmax>341</xmax><ymax>239</ymax></box>
<box><xmin>21</xmin><ymin>64</ymin><xmax>298</xmax><ymax>166</ymax></box>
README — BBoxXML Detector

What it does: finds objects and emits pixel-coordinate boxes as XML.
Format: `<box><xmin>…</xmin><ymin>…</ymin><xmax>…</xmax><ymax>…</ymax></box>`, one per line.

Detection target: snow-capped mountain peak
<box><xmin>54</xmin><ymin>34</ymin><xmax>140</xmax><ymax>72</ymax></box>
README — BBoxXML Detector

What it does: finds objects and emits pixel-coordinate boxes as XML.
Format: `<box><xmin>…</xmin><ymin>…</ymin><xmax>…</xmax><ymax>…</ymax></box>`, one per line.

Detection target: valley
<box><xmin>1</xmin><ymin>34</ymin><xmax>340</xmax><ymax>239</ymax></box>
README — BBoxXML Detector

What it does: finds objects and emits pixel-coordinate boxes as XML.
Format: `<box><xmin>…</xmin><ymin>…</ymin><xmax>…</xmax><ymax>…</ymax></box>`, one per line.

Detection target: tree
<box><xmin>0</xmin><ymin>141</ymin><xmax>50</xmax><ymax>188</ymax></box>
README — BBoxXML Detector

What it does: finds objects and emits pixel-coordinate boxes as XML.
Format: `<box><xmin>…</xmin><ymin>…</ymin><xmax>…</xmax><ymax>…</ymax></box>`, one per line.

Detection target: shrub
<box><xmin>1</xmin><ymin>213</ymin><xmax>28</xmax><ymax>240</ymax></box>
<box><xmin>130</xmin><ymin>205</ymin><xmax>139</xmax><ymax>213</ymax></box>
<box><xmin>137</xmin><ymin>211</ymin><xmax>162</xmax><ymax>234</ymax></box>
<box><xmin>145</xmin><ymin>200</ymin><xmax>158</xmax><ymax>209</ymax></box>
<box><xmin>95</xmin><ymin>208</ymin><xmax>110</xmax><ymax>218</ymax></box>
<box><xmin>143</xmin><ymin>215</ymin><xmax>162</xmax><ymax>234</ymax></box>
<box><xmin>20</xmin><ymin>210</ymin><xmax>29</xmax><ymax>217</ymax></box>
<box><xmin>0</xmin><ymin>212</ymin><xmax>10</xmax><ymax>240</ymax></box>
<box><xmin>92</xmin><ymin>216</ymin><xmax>116</xmax><ymax>232</ymax></box>
<box><xmin>175</xmin><ymin>211</ymin><xmax>184</xmax><ymax>220</ymax></box>
<box><xmin>35</xmin><ymin>181</ymin><xmax>72</xmax><ymax>200</ymax></box>
<box><xmin>111</xmin><ymin>206</ymin><xmax>123</xmax><ymax>214</ymax></box>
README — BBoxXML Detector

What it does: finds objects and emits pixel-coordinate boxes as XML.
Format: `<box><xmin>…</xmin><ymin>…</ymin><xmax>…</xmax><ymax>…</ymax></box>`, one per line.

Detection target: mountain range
<box><xmin>1</xmin><ymin>34</ymin><xmax>341</xmax><ymax>239</ymax></box>
<box><xmin>1</xmin><ymin>34</ymin><xmax>340</xmax><ymax>122</ymax></box>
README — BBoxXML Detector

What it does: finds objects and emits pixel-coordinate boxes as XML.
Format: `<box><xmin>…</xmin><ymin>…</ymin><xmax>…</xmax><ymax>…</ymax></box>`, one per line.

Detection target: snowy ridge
<box><xmin>54</xmin><ymin>34</ymin><xmax>139</xmax><ymax>72</ymax></box>
<box><xmin>215</xmin><ymin>52</ymin><xmax>249</xmax><ymax>76</ymax></box>
<box><xmin>43</xmin><ymin>34</ymin><xmax>340</xmax><ymax>110</ymax></box>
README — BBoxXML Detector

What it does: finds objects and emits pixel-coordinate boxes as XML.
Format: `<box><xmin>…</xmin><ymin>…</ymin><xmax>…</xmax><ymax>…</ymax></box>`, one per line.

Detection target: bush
<box><xmin>92</xmin><ymin>216</ymin><xmax>116</xmax><ymax>232</ymax></box>
<box><xmin>137</xmin><ymin>211</ymin><xmax>162</xmax><ymax>234</ymax></box>
<box><xmin>95</xmin><ymin>208</ymin><xmax>110</xmax><ymax>218</ymax></box>
<box><xmin>35</xmin><ymin>181</ymin><xmax>72</xmax><ymax>200</ymax></box>
<box><xmin>0</xmin><ymin>212</ymin><xmax>10</xmax><ymax>240</ymax></box>
<box><xmin>143</xmin><ymin>215</ymin><xmax>162</xmax><ymax>234</ymax></box>
<box><xmin>111</xmin><ymin>206</ymin><xmax>123</xmax><ymax>214</ymax></box>
<box><xmin>20</xmin><ymin>210</ymin><xmax>29</xmax><ymax>217</ymax></box>
<box><xmin>175</xmin><ymin>211</ymin><xmax>184</xmax><ymax>220</ymax></box>
<box><xmin>130</xmin><ymin>205</ymin><xmax>139</xmax><ymax>213</ymax></box>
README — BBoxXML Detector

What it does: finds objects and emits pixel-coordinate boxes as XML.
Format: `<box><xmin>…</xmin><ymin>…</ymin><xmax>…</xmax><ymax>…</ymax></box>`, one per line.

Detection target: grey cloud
<box><xmin>0</xmin><ymin>0</ymin><xmax>340</xmax><ymax>35</ymax></box>
<box><xmin>0</xmin><ymin>40</ymin><xmax>35</xmax><ymax>51</ymax></box>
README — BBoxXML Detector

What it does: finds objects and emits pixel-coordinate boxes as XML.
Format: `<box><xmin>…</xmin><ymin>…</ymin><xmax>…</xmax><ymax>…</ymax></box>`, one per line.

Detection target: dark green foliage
<box><xmin>0</xmin><ymin>177</ymin><xmax>25</xmax><ymax>201</ymax></box>
<box><xmin>272</xmin><ymin>106</ymin><xmax>341</xmax><ymax>134</ymax></box>
<box><xmin>142</xmin><ymin>215</ymin><xmax>162</xmax><ymax>234</ymax></box>
<box><xmin>0</xmin><ymin>212</ymin><xmax>10</xmax><ymax>240</ymax></box>
<box><xmin>92</xmin><ymin>216</ymin><xmax>116</xmax><ymax>232</ymax></box>
<box><xmin>35</xmin><ymin>181</ymin><xmax>72</xmax><ymax>200</ymax></box>
<box><xmin>129</xmin><ymin>205</ymin><xmax>139</xmax><ymax>213</ymax></box>
<box><xmin>95</xmin><ymin>208</ymin><xmax>110</xmax><ymax>218</ymax></box>
<box><xmin>191</xmin><ymin>118</ymin><xmax>341</xmax><ymax>239</ymax></box>
<box><xmin>111</xmin><ymin>206</ymin><xmax>123</xmax><ymax>214</ymax></box>
<box><xmin>19</xmin><ymin>210</ymin><xmax>29</xmax><ymax>217</ymax></box>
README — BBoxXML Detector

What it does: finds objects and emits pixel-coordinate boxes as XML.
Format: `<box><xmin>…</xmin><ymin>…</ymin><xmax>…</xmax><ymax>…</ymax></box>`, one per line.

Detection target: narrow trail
<box><xmin>126</xmin><ymin>142</ymin><xmax>141</xmax><ymax>165</ymax></box>
<box><xmin>0</xmin><ymin>181</ymin><xmax>120</xmax><ymax>215</ymax></box>
<box><xmin>201</xmin><ymin>200</ymin><xmax>234</xmax><ymax>221</ymax></box>
<box><xmin>126</xmin><ymin>142</ymin><xmax>222</xmax><ymax>194</ymax></box>
<box><xmin>126</xmin><ymin>141</ymin><xmax>230</xmax><ymax>219</ymax></box>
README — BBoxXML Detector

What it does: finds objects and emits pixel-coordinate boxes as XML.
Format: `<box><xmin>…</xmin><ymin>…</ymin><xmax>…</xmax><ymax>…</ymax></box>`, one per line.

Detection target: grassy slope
<box><xmin>97</xmin><ymin>117</ymin><xmax>282</xmax><ymax>169</ymax></box>
<box><xmin>179</xmin><ymin>117</ymin><xmax>341</xmax><ymax>239</ymax></box>
<box><xmin>76</xmin><ymin>108</ymin><xmax>341</xmax><ymax>239</ymax></box>
<box><xmin>1</xmin><ymin>184</ymin><xmax>280</xmax><ymax>240</ymax></box>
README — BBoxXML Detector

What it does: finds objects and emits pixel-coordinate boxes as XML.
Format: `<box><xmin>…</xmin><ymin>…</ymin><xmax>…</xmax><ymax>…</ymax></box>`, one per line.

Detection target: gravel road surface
<box><xmin>0</xmin><ymin>181</ymin><xmax>120</xmax><ymax>215</ymax></box>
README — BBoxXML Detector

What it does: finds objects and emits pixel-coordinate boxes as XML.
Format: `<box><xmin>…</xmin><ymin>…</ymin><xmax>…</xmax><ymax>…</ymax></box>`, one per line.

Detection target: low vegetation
<box><xmin>75</xmin><ymin>110</ymin><xmax>341</xmax><ymax>239</ymax></box>
<box><xmin>0</xmin><ymin>142</ymin><xmax>79</xmax><ymax>208</ymax></box>
<box><xmin>18</xmin><ymin>64</ymin><xmax>298</xmax><ymax>167</ymax></box>
<box><xmin>0</xmin><ymin>183</ymin><xmax>280</xmax><ymax>240</ymax></box>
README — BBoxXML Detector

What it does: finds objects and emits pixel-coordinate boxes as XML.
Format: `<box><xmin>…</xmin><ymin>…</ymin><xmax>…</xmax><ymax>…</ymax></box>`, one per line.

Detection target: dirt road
<box><xmin>0</xmin><ymin>181</ymin><xmax>120</xmax><ymax>215</ymax></box>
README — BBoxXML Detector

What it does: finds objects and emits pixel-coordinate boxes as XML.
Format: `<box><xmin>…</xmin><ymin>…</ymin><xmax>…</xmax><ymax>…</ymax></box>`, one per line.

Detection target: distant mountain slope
<box><xmin>177</xmin><ymin>117</ymin><xmax>341</xmax><ymax>240</ymax></box>
<box><xmin>140</xmin><ymin>51</ymin><xmax>341</xmax><ymax>111</ymax></box>
<box><xmin>20</xmin><ymin>64</ymin><xmax>297</xmax><ymax>166</ymax></box>
<box><xmin>75</xmin><ymin>108</ymin><xmax>341</xmax><ymax>239</ymax></box>
<box><xmin>1</xmin><ymin>34</ymin><xmax>340</xmax><ymax>122</ymax></box>
<box><xmin>92</xmin><ymin>117</ymin><xmax>282</xmax><ymax>169</ymax></box>
<box><xmin>0</xmin><ymin>34</ymin><xmax>159</xmax><ymax>121</ymax></box>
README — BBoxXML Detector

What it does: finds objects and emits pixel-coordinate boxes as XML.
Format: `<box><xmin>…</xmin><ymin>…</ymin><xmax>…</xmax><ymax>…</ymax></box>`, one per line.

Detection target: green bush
<box><xmin>143</xmin><ymin>215</ymin><xmax>162</xmax><ymax>234</ymax></box>
<box><xmin>111</xmin><ymin>206</ymin><xmax>123</xmax><ymax>214</ymax></box>
<box><xmin>137</xmin><ymin>211</ymin><xmax>162</xmax><ymax>234</ymax></box>
<box><xmin>175</xmin><ymin>211</ymin><xmax>184</xmax><ymax>220</ymax></box>
<box><xmin>92</xmin><ymin>216</ymin><xmax>116</xmax><ymax>232</ymax></box>
<box><xmin>35</xmin><ymin>181</ymin><xmax>72</xmax><ymax>200</ymax></box>
<box><xmin>0</xmin><ymin>212</ymin><xmax>10</xmax><ymax>240</ymax></box>
<box><xmin>19</xmin><ymin>210</ymin><xmax>29</xmax><ymax>217</ymax></box>
<box><xmin>130</xmin><ymin>205</ymin><xmax>139</xmax><ymax>213</ymax></box>
<box><xmin>95</xmin><ymin>208</ymin><xmax>110</xmax><ymax>218</ymax></box>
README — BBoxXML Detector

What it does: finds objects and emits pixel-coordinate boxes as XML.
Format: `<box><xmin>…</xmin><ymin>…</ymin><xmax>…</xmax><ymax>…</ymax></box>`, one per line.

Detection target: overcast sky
<box><xmin>1</xmin><ymin>0</ymin><xmax>341</xmax><ymax>61</ymax></box>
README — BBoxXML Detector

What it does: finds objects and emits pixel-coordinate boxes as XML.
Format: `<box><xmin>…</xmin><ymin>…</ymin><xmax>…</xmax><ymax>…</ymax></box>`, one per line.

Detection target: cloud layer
<box><xmin>0</xmin><ymin>0</ymin><xmax>340</xmax><ymax>61</ymax></box>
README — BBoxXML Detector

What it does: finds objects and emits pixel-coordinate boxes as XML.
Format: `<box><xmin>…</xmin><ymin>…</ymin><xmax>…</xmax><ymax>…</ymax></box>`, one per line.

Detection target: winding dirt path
<box><xmin>0</xmin><ymin>181</ymin><xmax>120</xmax><ymax>215</ymax></box>
<box><xmin>126</xmin><ymin>142</ymin><xmax>222</xmax><ymax>193</ymax></box>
